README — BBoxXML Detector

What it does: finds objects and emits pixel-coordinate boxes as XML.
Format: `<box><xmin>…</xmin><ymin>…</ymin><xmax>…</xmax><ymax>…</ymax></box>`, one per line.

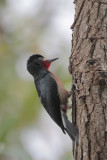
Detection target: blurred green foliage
<box><xmin>0</xmin><ymin>42</ymin><xmax>40</xmax><ymax>160</ymax></box>
<box><xmin>0</xmin><ymin>0</ymin><xmax>72</xmax><ymax>160</ymax></box>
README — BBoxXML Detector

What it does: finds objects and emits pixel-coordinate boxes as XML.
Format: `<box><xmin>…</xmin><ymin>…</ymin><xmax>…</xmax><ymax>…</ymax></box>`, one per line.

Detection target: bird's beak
<box><xmin>47</xmin><ymin>58</ymin><xmax>59</xmax><ymax>62</ymax></box>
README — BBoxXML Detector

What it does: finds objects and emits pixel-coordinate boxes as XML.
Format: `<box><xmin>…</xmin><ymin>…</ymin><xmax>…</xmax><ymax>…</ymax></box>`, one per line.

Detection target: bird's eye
<box><xmin>38</xmin><ymin>57</ymin><xmax>44</xmax><ymax>60</ymax></box>
<box><xmin>34</xmin><ymin>60</ymin><xmax>41</xmax><ymax>66</ymax></box>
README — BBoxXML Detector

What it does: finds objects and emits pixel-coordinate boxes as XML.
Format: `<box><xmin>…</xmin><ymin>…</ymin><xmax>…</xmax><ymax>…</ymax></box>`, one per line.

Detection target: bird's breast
<box><xmin>50</xmin><ymin>73</ymin><xmax>68</xmax><ymax>105</ymax></box>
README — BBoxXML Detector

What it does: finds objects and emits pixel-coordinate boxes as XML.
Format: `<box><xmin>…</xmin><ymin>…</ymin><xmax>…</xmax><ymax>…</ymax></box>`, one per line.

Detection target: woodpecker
<box><xmin>27</xmin><ymin>54</ymin><xmax>79</xmax><ymax>143</ymax></box>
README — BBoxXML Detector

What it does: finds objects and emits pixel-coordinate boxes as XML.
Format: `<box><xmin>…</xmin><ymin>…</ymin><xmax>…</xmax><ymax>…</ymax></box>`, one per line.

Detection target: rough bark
<box><xmin>69</xmin><ymin>1</ymin><xmax>107</xmax><ymax>160</ymax></box>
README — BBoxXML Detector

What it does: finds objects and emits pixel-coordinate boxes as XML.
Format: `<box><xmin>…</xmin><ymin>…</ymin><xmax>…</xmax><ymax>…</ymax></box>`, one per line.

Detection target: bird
<box><xmin>27</xmin><ymin>54</ymin><xmax>79</xmax><ymax>143</ymax></box>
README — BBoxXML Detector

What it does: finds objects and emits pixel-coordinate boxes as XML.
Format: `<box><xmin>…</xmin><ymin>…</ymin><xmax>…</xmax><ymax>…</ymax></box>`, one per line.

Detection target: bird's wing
<box><xmin>35</xmin><ymin>73</ymin><xmax>65</xmax><ymax>133</ymax></box>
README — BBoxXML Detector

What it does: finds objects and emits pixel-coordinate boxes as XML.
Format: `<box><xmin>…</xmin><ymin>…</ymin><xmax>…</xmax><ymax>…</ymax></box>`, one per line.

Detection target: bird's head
<box><xmin>27</xmin><ymin>54</ymin><xmax>58</xmax><ymax>75</ymax></box>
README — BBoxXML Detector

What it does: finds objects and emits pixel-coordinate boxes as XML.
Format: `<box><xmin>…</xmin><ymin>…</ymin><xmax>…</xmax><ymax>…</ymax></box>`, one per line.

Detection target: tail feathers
<box><xmin>63</xmin><ymin>114</ymin><xmax>79</xmax><ymax>144</ymax></box>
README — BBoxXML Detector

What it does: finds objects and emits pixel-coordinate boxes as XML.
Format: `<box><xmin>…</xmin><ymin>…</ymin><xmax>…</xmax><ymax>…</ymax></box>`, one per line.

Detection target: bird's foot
<box><xmin>68</xmin><ymin>83</ymin><xmax>80</xmax><ymax>98</ymax></box>
<box><xmin>68</xmin><ymin>90</ymin><xmax>72</xmax><ymax>98</ymax></box>
<box><xmin>72</xmin><ymin>83</ymin><xmax>79</xmax><ymax>91</ymax></box>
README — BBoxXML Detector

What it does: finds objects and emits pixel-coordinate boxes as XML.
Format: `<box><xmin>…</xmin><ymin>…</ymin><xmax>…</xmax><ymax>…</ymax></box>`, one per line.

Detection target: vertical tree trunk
<box><xmin>69</xmin><ymin>1</ymin><xmax>107</xmax><ymax>160</ymax></box>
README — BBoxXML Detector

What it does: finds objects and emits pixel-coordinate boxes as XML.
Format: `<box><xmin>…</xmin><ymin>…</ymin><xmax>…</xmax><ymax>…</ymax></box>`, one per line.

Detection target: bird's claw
<box><xmin>68</xmin><ymin>90</ymin><xmax>72</xmax><ymax>98</ymax></box>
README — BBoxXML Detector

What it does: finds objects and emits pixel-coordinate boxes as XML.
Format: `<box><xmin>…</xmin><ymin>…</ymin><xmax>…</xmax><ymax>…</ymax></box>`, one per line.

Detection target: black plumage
<box><xmin>35</xmin><ymin>71</ymin><xmax>65</xmax><ymax>133</ymax></box>
<box><xmin>27</xmin><ymin>54</ymin><xmax>79</xmax><ymax>143</ymax></box>
<box><xmin>27</xmin><ymin>54</ymin><xmax>65</xmax><ymax>132</ymax></box>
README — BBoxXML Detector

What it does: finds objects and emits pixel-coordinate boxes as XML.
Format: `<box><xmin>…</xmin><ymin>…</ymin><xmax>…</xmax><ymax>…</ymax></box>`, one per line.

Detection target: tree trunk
<box><xmin>69</xmin><ymin>1</ymin><xmax>107</xmax><ymax>160</ymax></box>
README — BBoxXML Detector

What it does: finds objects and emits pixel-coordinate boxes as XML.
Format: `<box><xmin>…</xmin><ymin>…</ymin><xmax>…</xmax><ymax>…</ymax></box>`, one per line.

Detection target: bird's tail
<box><xmin>63</xmin><ymin>114</ymin><xmax>79</xmax><ymax>144</ymax></box>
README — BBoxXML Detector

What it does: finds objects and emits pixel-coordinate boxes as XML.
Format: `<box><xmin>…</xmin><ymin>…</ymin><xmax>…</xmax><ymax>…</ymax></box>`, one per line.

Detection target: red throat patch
<box><xmin>42</xmin><ymin>61</ymin><xmax>51</xmax><ymax>70</ymax></box>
